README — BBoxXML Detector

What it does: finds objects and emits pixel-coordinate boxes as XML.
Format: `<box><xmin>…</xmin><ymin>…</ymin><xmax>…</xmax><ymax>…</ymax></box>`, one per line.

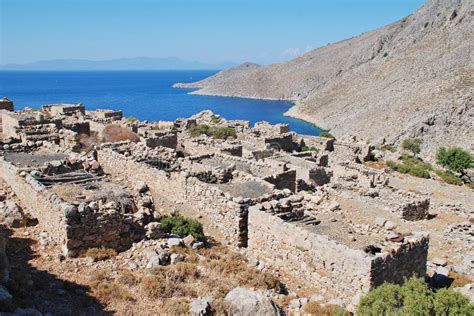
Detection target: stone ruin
<box><xmin>0</xmin><ymin>103</ymin><xmax>435</xmax><ymax>306</ymax></box>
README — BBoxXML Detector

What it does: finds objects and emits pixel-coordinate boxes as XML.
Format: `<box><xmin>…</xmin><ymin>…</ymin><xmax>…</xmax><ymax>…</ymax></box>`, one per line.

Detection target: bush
<box><xmin>435</xmin><ymin>170</ymin><xmax>463</xmax><ymax>186</ymax></box>
<box><xmin>160</xmin><ymin>215</ymin><xmax>205</xmax><ymax>241</ymax></box>
<box><xmin>357</xmin><ymin>277</ymin><xmax>474</xmax><ymax>315</ymax></box>
<box><xmin>212</xmin><ymin>127</ymin><xmax>236</xmax><ymax>139</ymax></box>
<box><xmin>386</xmin><ymin>155</ymin><xmax>432</xmax><ymax>179</ymax></box>
<box><xmin>379</xmin><ymin>144</ymin><xmax>396</xmax><ymax>153</ymax></box>
<box><xmin>402</xmin><ymin>138</ymin><xmax>422</xmax><ymax>156</ymax></box>
<box><xmin>320</xmin><ymin>132</ymin><xmax>335</xmax><ymax>139</ymax></box>
<box><xmin>437</xmin><ymin>147</ymin><xmax>473</xmax><ymax>175</ymax></box>
<box><xmin>188</xmin><ymin>124</ymin><xmax>210</xmax><ymax>137</ymax></box>
<box><xmin>126</xmin><ymin>117</ymin><xmax>138</xmax><ymax>122</ymax></box>
<box><xmin>211</xmin><ymin>115</ymin><xmax>221</xmax><ymax>124</ymax></box>
<box><xmin>301</xmin><ymin>146</ymin><xmax>319</xmax><ymax>152</ymax></box>
<box><xmin>303</xmin><ymin>302</ymin><xmax>347</xmax><ymax>316</ymax></box>
<box><xmin>188</xmin><ymin>124</ymin><xmax>236</xmax><ymax>140</ymax></box>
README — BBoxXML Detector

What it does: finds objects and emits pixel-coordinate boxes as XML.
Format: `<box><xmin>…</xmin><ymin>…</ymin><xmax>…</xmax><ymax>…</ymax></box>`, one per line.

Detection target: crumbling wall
<box><xmin>370</xmin><ymin>234</ymin><xmax>429</xmax><ymax>287</ymax></box>
<box><xmin>0</xmin><ymin>157</ymin><xmax>134</xmax><ymax>257</ymax></box>
<box><xmin>248</xmin><ymin>207</ymin><xmax>372</xmax><ymax>301</ymax></box>
<box><xmin>248</xmin><ymin>207</ymin><xmax>429</xmax><ymax>305</ymax></box>
<box><xmin>143</xmin><ymin>131</ymin><xmax>177</xmax><ymax>149</ymax></box>
<box><xmin>98</xmin><ymin>149</ymin><xmax>248</xmax><ymax>247</ymax></box>
<box><xmin>0</xmin><ymin>158</ymin><xmax>67</xmax><ymax>250</ymax></box>
<box><xmin>263</xmin><ymin>170</ymin><xmax>296</xmax><ymax>192</ymax></box>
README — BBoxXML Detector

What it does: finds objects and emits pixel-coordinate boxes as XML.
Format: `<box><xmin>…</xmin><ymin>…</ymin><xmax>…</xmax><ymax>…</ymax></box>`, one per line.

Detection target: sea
<box><xmin>0</xmin><ymin>70</ymin><xmax>322</xmax><ymax>135</ymax></box>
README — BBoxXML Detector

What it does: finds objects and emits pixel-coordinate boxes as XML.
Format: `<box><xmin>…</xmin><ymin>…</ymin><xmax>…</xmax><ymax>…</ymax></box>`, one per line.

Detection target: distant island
<box><xmin>0</xmin><ymin>57</ymin><xmax>237</xmax><ymax>71</ymax></box>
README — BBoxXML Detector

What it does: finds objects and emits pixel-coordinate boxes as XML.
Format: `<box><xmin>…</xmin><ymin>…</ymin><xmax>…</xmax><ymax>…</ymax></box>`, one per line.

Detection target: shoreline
<box><xmin>178</xmin><ymin>86</ymin><xmax>329</xmax><ymax>133</ymax></box>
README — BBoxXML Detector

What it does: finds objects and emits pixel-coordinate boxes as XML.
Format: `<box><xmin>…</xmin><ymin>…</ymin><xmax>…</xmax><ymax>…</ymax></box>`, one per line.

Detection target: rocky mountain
<box><xmin>175</xmin><ymin>0</ymin><xmax>473</xmax><ymax>156</ymax></box>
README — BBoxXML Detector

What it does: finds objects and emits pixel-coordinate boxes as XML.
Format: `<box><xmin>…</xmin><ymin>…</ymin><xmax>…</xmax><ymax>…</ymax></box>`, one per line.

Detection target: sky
<box><xmin>0</xmin><ymin>0</ymin><xmax>425</xmax><ymax>65</ymax></box>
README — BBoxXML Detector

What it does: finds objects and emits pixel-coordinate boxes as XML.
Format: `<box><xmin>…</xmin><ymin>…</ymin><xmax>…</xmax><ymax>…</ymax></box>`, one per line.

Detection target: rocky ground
<box><xmin>175</xmin><ymin>0</ymin><xmax>474</xmax><ymax>158</ymax></box>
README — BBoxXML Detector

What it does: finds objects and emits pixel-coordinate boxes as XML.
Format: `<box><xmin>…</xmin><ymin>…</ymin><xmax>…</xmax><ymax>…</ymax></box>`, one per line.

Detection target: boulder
<box><xmin>183</xmin><ymin>235</ymin><xmax>195</xmax><ymax>247</ymax></box>
<box><xmin>0</xmin><ymin>201</ymin><xmax>28</xmax><ymax>228</ymax></box>
<box><xmin>134</xmin><ymin>181</ymin><xmax>149</xmax><ymax>194</ymax></box>
<box><xmin>168</xmin><ymin>238</ymin><xmax>183</xmax><ymax>247</ymax></box>
<box><xmin>189</xmin><ymin>297</ymin><xmax>213</xmax><ymax>316</ymax></box>
<box><xmin>224</xmin><ymin>287</ymin><xmax>280</xmax><ymax>316</ymax></box>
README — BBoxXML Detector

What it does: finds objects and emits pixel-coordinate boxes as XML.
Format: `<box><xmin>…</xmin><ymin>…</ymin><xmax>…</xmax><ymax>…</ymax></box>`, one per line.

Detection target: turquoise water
<box><xmin>0</xmin><ymin>71</ymin><xmax>321</xmax><ymax>135</ymax></box>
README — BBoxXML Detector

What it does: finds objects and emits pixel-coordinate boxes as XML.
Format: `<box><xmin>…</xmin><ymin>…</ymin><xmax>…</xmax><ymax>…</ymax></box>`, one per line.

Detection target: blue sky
<box><xmin>1</xmin><ymin>0</ymin><xmax>425</xmax><ymax>65</ymax></box>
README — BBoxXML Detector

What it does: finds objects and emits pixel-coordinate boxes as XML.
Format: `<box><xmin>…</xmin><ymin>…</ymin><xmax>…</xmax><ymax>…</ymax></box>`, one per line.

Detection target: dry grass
<box><xmin>81</xmin><ymin>247</ymin><xmax>117</xmax><ymax>262</ymax></box>
<box><xmin>364</xmin><ymin>160</ymin><xmax>387</xmax><ymax>170</ymax></box>
<box><xmin>143</xmin><ymin>263</ymin><xmax>200</xmax><ymax>298</ymax></box>
<box><xmin>304</xmin><ymin>302</ymin><xmax>347</xmax><ymax>316</ymax></box>
<box><xmin>199</xmin><ymin>245</ymin><xmax>281</xmax><ymax>291</ymax></box>
<box><xmin>117</xmin><ymin>270</ymin><xmax>139</xmax><ymax>287</ymax></box>
<box><xmin>449</xmin><ymin>272</ymin><xmax>472</xmax><ymax>288</ymax></box>
<box><xmin>89</xmin><ymin>271</ymin><xmax>134</xmax><ymax>303</ymax></box>
<box><xmin>162</xmin><ymin>298</ymin><xmax>190</xmax><ymax>314</ymax></box>
<box><xmin>101</xmin><ymin>124</ymin><xmax>140</xmax><ymax>143</ymax></box>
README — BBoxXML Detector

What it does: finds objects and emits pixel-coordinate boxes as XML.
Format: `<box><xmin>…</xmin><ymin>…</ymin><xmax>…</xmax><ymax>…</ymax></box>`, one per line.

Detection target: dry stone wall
<box><xmin>247</xmin><ymin>206</ymin><xmax>429</xmax><ymax>305</ymax></box>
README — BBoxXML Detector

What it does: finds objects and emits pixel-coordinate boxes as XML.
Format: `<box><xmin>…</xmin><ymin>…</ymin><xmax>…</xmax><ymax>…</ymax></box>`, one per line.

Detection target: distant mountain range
<box><xmin>0</xmin><ymin>57</ymin><xmax>237</xmax><ymax>71</ymax></box>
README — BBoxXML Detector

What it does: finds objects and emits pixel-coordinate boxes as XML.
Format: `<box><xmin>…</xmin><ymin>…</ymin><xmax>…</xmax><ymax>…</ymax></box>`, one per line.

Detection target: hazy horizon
<box><xmin>1</xmin><ymin>0</ymin><xmax>425</xmax><ymax>66</ymax></box>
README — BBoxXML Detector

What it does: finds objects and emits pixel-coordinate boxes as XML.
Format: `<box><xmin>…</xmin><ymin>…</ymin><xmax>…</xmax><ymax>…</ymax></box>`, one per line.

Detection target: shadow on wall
<box><xmin>0</xmin><ymin>225</ymin><xmax>112</xmax><ymax>315</ymax></box>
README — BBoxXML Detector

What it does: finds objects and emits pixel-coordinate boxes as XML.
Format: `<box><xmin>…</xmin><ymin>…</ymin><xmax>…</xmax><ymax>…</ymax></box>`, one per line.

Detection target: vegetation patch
<box><xmin>160</xmin><ymin>215</ymin><xmax>205</xmax><ymax>241</ymax></box>
<box><xmin>378</xmin><ymin>144</ymin><xmax>396</xmax><ymax>153</ymax></box>
<box><xmin>301</xmin><ymin>146</ymin><xmax>319</xmax><ymax>152</ymax></box>
<box><xmin>211</xmin><ymin>115</ymin><xmax>221</xmax><ymax>124</ymax></box>
<box><xmin>89</xmin><ymin>271</ymin><xmax>134</xmax><ymax>302</ymax></box>
<box><xmin>319</xmin><ymin>132</ymin><xmax>335</xmax><ymax>139</ymax></box>
<box><xmin>386</xmin><ymin>154</ymin><xmax>433</xmax><ymax>178</ymax></box>
<box><xmin>126</xmin><ymin>117</ymin><xmax>138</xmax><ymax>122</ymax></box>
<box><xmin>402</xmin><ymin>138</ymin><xmax>422</xmax><ymax>157</ymax></box>
<box><xmin>435</xmin><ymin>169</ymin><xmax>463</xmax><ymax>186</ymax></box>
<box><xmin>437</xmin><ymin>147</ymin><xmax>473</xmax><ymax>178</ymax></box>
<box><xmin>188</xmin><ymin>124</ymin><xmax>236</xmax><ymax>140</ymax></box>
<box><xmin>81</xmin><ymin>247</ymin><xmax>117</xmax><ymax>262</ymax></box>
<box><xmin>303</xmin><ymin>302</ymin><xmax>347</xmax><ymax>316</ymax></box>
<box><xmin>357</xmin><ymin>277</ymin><xmax>474</xmax><ymax>315</ymax></box>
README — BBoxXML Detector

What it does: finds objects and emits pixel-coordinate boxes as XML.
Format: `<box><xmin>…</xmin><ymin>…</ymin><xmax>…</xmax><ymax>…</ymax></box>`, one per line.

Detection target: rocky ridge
<box><xmin>175</xmin><ymin>0</ymin><xmax>474</xmax><ymax>158</ymax></box>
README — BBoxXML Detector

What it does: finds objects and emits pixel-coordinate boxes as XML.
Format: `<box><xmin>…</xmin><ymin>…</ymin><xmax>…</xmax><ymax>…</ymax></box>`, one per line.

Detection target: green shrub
<box><xmin>211</xmin><ymin>115</ymin><xmax>221</xmax><ymax>124</ymax></box>
<box><xmin>211</xmin><ymin>127</ymin><xmax>236</xmax><ymax>139</ymax></box>
<box><xmin>188</xmin><ymin>124</ymin><xmax>236</xmax><ymax>140</ymax></box>
<box><xmin>402</xmin><ymin>138</ymin><xmax>422</xmax><ymax>156</ymax></box>
<box><xmin>320</xmin><ymin>132</ymin><xmax>335</xmax><ymax>139</ymax></box>
<box><xmin>126</xmin><ymin>117</ymin><xmax>138</xmax><ymax>122</ymax></box>
<box><xmin>437</xmin><ymin>147</ymin><xmax>473</xmax><ymax>175</ymax></box>
<box><xmin>160</xmin><ymin>215</ymin><xmax>205</xmax><ymax>241</ymax></box>
<box><xmin>301</xmin><ymin>146</ymin><xmax>319</xmax><ymax>152</ymax></box>
<box><xmin>379</xmin><ymin>144</ymin><xmax>396</xmax><ymax>153</ymax></box>
<box><xmin>434</xmin><ymin>288</ymin><xmax>474</xmax><ymax>315</ymax></box>
<box><xmin>435</xmin><ymin>170</ymin><xmax>463</xmax><ymax>186</ymax></box>
<box><xmin>386</xmin><ymin>155</ymin><xmax>432</xmax><ymax>179</ymax></box>
<box><xmin>357</xmin><ymin>277</ymin><xmax>474</xmax><ymax>316</ymax></box>
<box><xmin>188</xmin><ymin>124</ymin><xmax>210</xmax><ymax>137</ymax></box>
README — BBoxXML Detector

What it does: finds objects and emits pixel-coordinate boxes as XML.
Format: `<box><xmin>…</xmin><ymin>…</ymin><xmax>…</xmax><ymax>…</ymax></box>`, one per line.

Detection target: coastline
<box><xmin>176</xmin><ymin>85</ymin><xmax>328</xmax><ymax>133</ymax></box>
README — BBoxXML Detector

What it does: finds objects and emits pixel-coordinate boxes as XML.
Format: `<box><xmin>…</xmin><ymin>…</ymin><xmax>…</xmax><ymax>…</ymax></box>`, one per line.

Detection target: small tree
<box><xmin>437</xmin><ymin>147</ymin><xmax>473</xmax><ymax>177</ymax></box>
<box><xmin>402</xmin><ymin>138</ymin><xmax>422</xmax><ymax>156</ymax></box>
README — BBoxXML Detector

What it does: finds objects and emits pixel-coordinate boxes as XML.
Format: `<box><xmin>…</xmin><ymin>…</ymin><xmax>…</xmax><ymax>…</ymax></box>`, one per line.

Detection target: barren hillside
<box><xmin>176</xmin><ymin>0</ymin><xmax>473</xmax><ymax>157</ymax></box>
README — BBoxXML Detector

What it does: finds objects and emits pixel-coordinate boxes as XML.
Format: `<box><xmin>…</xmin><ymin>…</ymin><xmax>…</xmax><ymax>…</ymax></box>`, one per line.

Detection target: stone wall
<box><xmin>98</xmin><ymin>148</ymin><xmax>249</xmax><ymax>247</ymax></box>
<box><xmin>263</xmin><ymin>170</ymin><xmax>297</xmax><ymax>192</ymax></box>
<box><xmin>0</xmin><ymin>157</ymin><xmax>134</xmax><ymax>257</ymax></box>
<box><xmin>370</xmin><ymin>234</ymin><xmax>429</xmax><ymax>287</ymax></box>
<box><xmin>247</xmin><ymin>207</ymin><xmax>429</xmax><ymax>305</ymax></box>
